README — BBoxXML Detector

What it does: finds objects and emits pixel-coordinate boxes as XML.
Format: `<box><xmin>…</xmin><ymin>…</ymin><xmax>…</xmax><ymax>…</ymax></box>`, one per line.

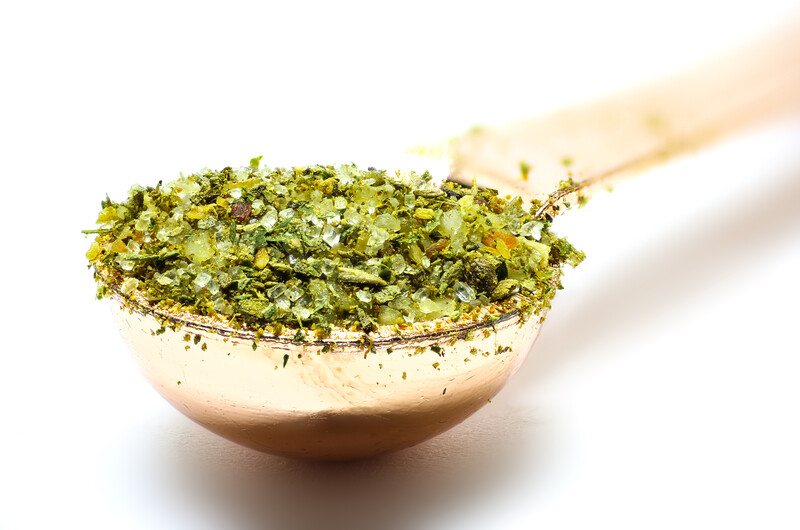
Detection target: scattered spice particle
<box><xmin>402</xmin><ymin>371</ymin><xmax>407</xmax><ymax>380</ymax></box>
<box><xmin>519</xmin><ymin>161</ymin><xmax>531</xmax><ymax>181</ymax></box>
<box><xmin>283</xmin><ymin>354</ymin><xmax>289</xmax><ymax>368</ymax></box>
<box><xmin>645</xmin><ymin>114</ymin><xmax>666</xmax><ymax>131</ymax></box>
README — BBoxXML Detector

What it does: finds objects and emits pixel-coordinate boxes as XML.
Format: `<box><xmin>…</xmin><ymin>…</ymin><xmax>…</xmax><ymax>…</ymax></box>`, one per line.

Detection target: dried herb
<box><xmin>519</xmin><ymin>161</ymin><xmax>531</xmax><ymax>181</ymax></box>
<box><xmin>85</xmin><ymin>161</ymin><xmax>584</xmax><ymax>337</ymax></box>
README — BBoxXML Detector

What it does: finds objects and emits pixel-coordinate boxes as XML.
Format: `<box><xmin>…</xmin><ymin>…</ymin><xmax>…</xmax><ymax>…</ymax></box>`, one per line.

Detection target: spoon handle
<box><xmin>449</xmin><ymin>22</ymin><xmax>800</xmax><ymax>199</ymax></box>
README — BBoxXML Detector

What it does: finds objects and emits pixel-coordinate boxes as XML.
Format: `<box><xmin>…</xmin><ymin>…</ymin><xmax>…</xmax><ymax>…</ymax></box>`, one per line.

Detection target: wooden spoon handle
<box><xmin>449</xmin><ymin>22</ymin><xmax>800</xmax><ymax>199</ymax></box>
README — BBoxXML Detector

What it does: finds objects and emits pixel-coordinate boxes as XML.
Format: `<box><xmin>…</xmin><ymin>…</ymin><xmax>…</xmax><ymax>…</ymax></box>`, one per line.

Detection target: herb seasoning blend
<box><xmin>85</xmin><ymin>160</ymin><xmax>583</xmax><ymax>339</ymax></box>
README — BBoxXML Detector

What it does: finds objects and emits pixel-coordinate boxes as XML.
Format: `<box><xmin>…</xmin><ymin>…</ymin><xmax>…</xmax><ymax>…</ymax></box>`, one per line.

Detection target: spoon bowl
<box><xmin>111</xmin><ymin>293</ymin><xmax>543</xmax><ymax>460</ymax></box>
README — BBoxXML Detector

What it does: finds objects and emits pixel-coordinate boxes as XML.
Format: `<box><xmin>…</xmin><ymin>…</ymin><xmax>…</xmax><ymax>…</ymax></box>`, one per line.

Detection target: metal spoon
<box><xmin>110</xmin><ymin>23</ymin><xmax>800</xmax><ymax>460</ymax></box>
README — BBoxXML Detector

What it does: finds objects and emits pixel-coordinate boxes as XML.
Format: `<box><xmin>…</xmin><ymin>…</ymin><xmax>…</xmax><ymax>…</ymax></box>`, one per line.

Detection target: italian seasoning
<box><xmin>85</xmin><ymin>161</ymin><xmax>584</xmax><ymax>337</ymax></box>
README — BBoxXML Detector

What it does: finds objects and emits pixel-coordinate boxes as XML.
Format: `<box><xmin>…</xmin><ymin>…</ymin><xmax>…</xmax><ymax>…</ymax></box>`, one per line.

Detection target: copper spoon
<box><xmin>110</xmin><ymin>23</ymin><xmax>800</xmax><ymax>460</ymax></box>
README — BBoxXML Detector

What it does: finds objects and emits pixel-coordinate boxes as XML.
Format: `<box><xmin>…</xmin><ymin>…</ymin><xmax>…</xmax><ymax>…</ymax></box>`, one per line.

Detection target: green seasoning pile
<box><xmin>85</xmin><ymin>160</ymin><xmax>584</xmax><ymax>337</ymax></box>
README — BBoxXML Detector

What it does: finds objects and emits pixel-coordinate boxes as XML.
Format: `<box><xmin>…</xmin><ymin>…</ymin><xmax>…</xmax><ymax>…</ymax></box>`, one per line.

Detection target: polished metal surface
<box><xmin>111</xmin><ymin>296</ymin><xmax>543</xmax><ymax>460</ymax></box>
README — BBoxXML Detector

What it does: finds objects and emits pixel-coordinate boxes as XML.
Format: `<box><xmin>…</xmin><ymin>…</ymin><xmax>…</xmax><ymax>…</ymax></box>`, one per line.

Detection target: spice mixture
<box><xmin>85</xmin><ymin>159</ymin><xmax>583</xmax><ymax>337</ymax></box>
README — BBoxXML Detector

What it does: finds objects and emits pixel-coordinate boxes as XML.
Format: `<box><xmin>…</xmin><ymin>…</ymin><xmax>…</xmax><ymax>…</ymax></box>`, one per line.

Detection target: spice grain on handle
<box><xmin>450</xmin><ymin>22</ymin><xmax>800</xmax><ymax>200</ymax></box>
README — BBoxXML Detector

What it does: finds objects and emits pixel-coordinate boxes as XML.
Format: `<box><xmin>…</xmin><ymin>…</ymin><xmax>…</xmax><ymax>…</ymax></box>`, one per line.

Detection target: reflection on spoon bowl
<box><xmin>109</xmin><ymin>287</ymin><xmax>543</xmax><ymax>461</ymax></box>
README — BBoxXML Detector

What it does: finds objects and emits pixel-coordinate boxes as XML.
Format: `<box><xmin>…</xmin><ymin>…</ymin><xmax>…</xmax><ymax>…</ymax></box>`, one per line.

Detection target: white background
<box><xmin>1</xmin><ymin>1</ymin><xmax>799</xmax><ymax>529</ymax></box>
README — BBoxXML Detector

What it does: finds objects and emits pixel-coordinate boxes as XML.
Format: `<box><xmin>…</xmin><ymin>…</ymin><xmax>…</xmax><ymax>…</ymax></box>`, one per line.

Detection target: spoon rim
<box><xmin>101</xmin><ymin>272</ymin><xmax>528</xmax><ymax>347</ymax></box>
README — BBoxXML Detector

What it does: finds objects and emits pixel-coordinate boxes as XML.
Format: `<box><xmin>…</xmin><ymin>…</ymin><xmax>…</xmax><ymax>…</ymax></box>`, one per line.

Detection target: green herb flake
<box><xmin>519</xmin><ymin>161</ymin><xmax>531</xmax><ymax>181</ymax></box>
<box><xmin>337</xmin><ymin>267</ymin><xmax>387</xmax><ymax>287</ymax></box>
<box><xmin>249</xmin><ymin>155</ymin><xmax>263</xmax><ymax>170</ymax></box>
